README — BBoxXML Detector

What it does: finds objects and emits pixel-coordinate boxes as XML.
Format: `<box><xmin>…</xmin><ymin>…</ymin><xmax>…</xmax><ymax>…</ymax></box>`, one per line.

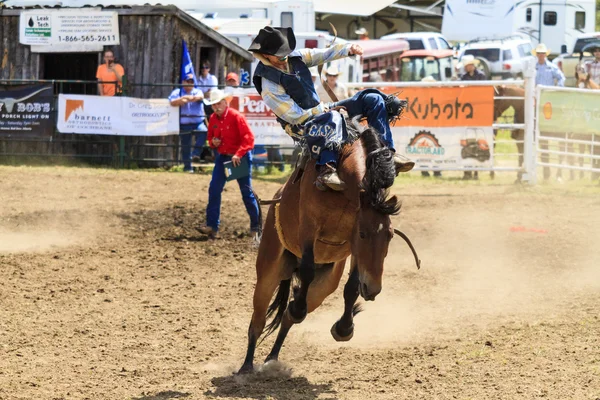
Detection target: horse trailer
<box><xmin>442</xmin><ymin>0</ymin><xmax>597</xmax><ymax>55</ymax></box>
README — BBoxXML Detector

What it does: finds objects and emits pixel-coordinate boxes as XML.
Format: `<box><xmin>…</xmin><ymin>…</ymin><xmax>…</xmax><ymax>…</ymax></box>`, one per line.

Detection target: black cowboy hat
<box><xmin>248</xmin><ymin>26</ymin><xmax>296</xmax><ymax>58</ymax></box>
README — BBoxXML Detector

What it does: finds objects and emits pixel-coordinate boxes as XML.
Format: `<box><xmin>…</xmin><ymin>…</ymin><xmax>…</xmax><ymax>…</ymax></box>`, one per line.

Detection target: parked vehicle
<box><xmin>552</xmin><ymin>32</ymin><xmax>600</xmax><ymax>87</ymax></box>
<box><xmin>398</xmin><ymin>49</ymin><xmax>457</xmax><ymax>82</ymax></box>
<box><xmin>380</xmin><ymin>32</ymin><xmax>452</xmax><ymax>51</ymax></box>
<box><xmin>351</xmin><ymin>39</ymin><xmax>409</xmax><ymax>82</ymax></box>
<box><xmin>442</xmin><ymin>0</ymin><xmax>596</xmax><ymax>57</ymax></box>
<box><xmin>458</xmin><ymin>36</ymin><xmax>534</xmax><ymax>79</ymax></box>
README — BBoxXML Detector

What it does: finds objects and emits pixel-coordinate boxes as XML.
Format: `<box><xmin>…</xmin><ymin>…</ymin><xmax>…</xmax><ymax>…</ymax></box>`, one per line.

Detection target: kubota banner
<box><xmin>382</xmin><ymin>86</ymin><xmax>495</xmax><ymax>127</ymax></box>
<box><xmin>384</xmin><ymin>86</ymin><xmax>496</xmax><ymax>169</ymax></box>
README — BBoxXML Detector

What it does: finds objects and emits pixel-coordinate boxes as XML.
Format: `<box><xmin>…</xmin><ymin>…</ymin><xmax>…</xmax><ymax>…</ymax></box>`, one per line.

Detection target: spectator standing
<box><xmin>197</xmin><ymin>60</ymin><xmax>219</xmax><ymax>96</ymax></box>
<box><xmin>168</xmin><ymin>73</ymin><xmax>205</xmax><ymax>173</ymax></box>
<box><xmin>533</xmin><ymin>43</ymin><xmax>565</xmax><ymax>87</ymax></box>
<box><xmin>355</xmin><ymin>27</ymin><xmax>370</xmax><ymax>41</ymax></box>
<box><xmin>96</xmin><ymin>49</ymin><xmax>124</xmax><ymax>96</ymax></box>
<box><xmin>316</xmin><ymin>66</ymin><xmax>349</xmax><ymax>102</ymax></box>
<box><xmin>584</xmin><ymin>44</ymin><xmax>600</xmax><ymax>86</ymax></box>
<box><xmin>193</xmin><ymin>60</ymin><xmax>219</xmax><ymax>160</ymax></box>
<box><xmin>459</xmin><ymin>55</ymin><xmax>486</xmax><ymax>81</ymax></box>
<box><xmin>459</xmin><ymin>55</ymin><xmax>486</xmax><ymax>180</ymax></box>
<box><xmin>198</xmin><ymin>90</ymin><xmax>260</xmax><ymax>239</ymax></box>
<box><xmin>533</xmin><ymin>43</ymin><xmax>565</xmax><ymax>181</ymax></box>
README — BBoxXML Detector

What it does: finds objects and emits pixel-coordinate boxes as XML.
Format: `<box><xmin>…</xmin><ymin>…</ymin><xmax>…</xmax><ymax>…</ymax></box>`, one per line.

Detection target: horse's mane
<box><xmin>349</xmin><ymin>118</ymin><xmax>401</xmax><ymax>215</ymax></box>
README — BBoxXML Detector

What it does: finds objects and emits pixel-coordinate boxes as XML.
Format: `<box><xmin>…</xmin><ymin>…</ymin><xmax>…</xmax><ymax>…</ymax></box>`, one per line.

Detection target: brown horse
<box><xmin>238</xmin><ymin>120</ymin><xmax>420</xmax><ymax>374</ymax></box>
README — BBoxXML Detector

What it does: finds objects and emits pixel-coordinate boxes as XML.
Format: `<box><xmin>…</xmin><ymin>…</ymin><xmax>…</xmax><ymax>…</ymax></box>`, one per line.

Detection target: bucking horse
<box><xmin>238</xmin><ymin>115</ymin><xmax>421</xmax><ymax>374</ymax></box>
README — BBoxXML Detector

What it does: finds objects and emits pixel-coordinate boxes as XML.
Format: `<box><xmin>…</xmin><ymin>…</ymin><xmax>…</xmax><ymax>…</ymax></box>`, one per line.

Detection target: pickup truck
<box><xmin>553</xmin><ymin>33</ymin><xmax>600</xmax><ymax>87</ymax></box>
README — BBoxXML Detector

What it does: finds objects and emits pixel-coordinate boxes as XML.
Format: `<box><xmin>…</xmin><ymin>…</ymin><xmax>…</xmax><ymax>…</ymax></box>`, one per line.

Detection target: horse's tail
<box><xmin>259</xmin><ymin>278</ymin><xmax>291</xmax><ymax>343</ymax></box>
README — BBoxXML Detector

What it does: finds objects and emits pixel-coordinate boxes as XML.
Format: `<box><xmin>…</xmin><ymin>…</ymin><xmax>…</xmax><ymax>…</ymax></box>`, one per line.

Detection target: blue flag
<box><xmin>181</xmin><ymin>40</ymin><xmax>198</xmax><ymax>85</ymax></box>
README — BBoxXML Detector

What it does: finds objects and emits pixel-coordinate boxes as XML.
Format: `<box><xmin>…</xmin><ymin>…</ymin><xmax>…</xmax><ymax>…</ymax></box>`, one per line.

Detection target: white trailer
<box><xmin>442</xmin><ymin>0</ymin><xmax>596</xmax><ymax>54</ymax></box>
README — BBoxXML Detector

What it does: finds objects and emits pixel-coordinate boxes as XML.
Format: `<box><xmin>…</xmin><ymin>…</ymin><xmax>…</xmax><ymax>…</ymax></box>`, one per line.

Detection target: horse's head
<box><xmin>352</xmin><ymin>193</ymin><xmax>400</xmax><ymax>301</ymax></box>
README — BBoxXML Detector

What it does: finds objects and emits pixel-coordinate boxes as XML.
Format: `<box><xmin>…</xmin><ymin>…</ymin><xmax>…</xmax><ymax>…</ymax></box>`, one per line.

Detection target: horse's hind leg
<box><xmin>239</xmin><ymin>209</ymin><xmax>290</xmax><ymax>374</ymax></box>
<box><xmin>331</xmin><ymin>258</ymin><xmax>361</xmax><ymax>342</ymax></box>
<box><xmin>286</xmin><ymin>246</ymin><xmax>315</xmax><ymax>323</ymax></box>
<box><xmin>265</xmin><ymin>260</ymin><xmax>346</xmax><ymax>363</ymax></box>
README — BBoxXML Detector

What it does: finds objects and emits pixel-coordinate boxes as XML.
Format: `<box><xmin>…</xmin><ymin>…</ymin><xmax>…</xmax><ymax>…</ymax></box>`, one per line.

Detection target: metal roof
<box><xmin>1</xmin><ymin>2</ymin><xmax>253</xmax><ymax>61</ymax></box>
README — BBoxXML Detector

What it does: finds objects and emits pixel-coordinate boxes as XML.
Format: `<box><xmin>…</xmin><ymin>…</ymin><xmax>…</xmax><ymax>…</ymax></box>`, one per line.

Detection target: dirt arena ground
<box><xmin>0</xmin><ymin>166</ymin><xmax>599</xmax><ymax>400</ymax></box>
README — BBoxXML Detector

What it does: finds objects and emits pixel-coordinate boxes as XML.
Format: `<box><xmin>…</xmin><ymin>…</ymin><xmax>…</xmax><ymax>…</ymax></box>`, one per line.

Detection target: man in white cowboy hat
<box><xmin>533</xmin><ymin>43</ymin><xmax>564</xmax><ymax>87</ymax></box>
<box><xmin>459</xmin><ymin>55</ymin><xmax>486</xmax><ymax>81</ymax></box>
<box><xmin>355</xmin><ymin>27</ymin><xmax>369</xmax><ymax>41</ymax></box>
<box><xmin>197</xmin><ymin>89</ymin><xmax>260</xmax><ymax>240</ymax></box>
<box><xmin>317</xmin><ymin>65</ymin><xmax>348</xmax><ymax>102</ymax></box>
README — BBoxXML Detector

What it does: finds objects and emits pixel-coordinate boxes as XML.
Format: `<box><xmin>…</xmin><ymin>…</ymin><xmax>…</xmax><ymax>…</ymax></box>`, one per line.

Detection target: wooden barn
<box><xmin>0</xmin><ymin>4</ymin><xmax>253</xmax><ymax>95</ymax></box>
<box><xmin>0</xmin><ymin>4</ymin><xmax>254</xmax><ymax>167</ymax></box>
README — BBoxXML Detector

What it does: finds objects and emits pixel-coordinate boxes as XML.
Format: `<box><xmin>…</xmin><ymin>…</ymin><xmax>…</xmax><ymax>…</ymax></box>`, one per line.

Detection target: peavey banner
<box><xmin>230</xmin><ymin>91</ymin><xmax>295</xmax><ymax>146</ymax></box>
<box><xmin>384</xmin><ymin>86</ymin><xmax>495</xmax><ymax>169</ymax></box>
<box><xmin>57</xmin><ymin>94</ymin><xmax>178</xmax><ymax>136</ymax></box>
<box><xmin>0</xmin><ymin>85</ymin><xmax>54</xmax><ymax>137</ymax></box>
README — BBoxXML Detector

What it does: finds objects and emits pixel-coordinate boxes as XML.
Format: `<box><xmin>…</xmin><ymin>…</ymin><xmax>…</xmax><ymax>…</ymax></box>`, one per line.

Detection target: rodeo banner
<box><xmin>57</xmin><ymin>94</ymin><xmax>179</xmax><ymax>136</ymax></box>
<box><xmin>387</xmin><ymin>86</ymin><xmax>496</xmax><ymax>169</ymax></box>
<box><xmin>0</xmin><ymin>85</ymin><xmax>54</xmax><ymax>137</ymax></box>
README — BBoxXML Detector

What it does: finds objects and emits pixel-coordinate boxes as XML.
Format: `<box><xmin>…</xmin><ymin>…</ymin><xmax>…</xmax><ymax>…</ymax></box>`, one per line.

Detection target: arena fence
<box><xmin>535</xmin><ymin>85</ymin><xmax>600</xmax><ymax>182</ymax></box>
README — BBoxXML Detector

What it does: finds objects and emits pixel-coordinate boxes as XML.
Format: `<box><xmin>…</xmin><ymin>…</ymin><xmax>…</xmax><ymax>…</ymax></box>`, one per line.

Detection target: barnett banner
<box><xmin>57</xmin><ymin>94</ymin><xmax>179</xmax><ymax>136</ymax></box>
<box><xmin>386</xmin><ymin>86</ymin><xmax>496</xmax><ymax>169</ymax></box>
<box><xmin>0</xmin><ymin>85</ymin><xmax>54</xmax><ymax>137</ymax></box>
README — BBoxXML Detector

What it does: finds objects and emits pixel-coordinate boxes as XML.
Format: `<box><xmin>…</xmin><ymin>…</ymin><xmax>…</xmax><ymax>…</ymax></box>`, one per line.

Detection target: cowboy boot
<box><xmin>393</xmin><ymin>153</ymin><xmax>415</xmax><ymax>173</ymax></box>
<box><xmin>315</xmin><ymin>163</ymin><xmax>346</xmax><ymax>191</ymax></box>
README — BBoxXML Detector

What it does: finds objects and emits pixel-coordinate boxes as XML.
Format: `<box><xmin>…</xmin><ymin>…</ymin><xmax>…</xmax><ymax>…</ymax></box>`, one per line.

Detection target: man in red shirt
<box><xmin>198</xmin><ymin>89</ymin><xmax>260</xmax><ymax>239</ymax></box>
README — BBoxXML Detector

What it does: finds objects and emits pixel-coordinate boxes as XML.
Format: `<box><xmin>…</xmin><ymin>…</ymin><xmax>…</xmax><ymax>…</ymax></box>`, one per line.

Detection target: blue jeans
<box><xmin>334</xmin><ymin>91</ymin><xmax>395</xmax><ymax>150</ymax></box>
<box><xmin>317</xmin><ymin>149</ymin><xmax>337</xmax><ymax>166</ymax></box>
<box><xmin>179</xmin><ymin>132</ymin><xmax>193</xmax><ymax>171</ymax></box>
<box><xmin>192</xmin><ymin>130</ymin><xmax>208</xmax><ymax>158</ymax></box>
<box><xmin>206</xmin><ymin>153</ymin><xmax>260</xmax><ymax>233</ymax></box>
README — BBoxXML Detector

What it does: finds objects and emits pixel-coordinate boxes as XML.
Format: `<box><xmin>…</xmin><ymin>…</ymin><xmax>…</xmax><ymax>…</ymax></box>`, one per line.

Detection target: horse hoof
<box><xmin>331</xmin><ymin>321</ymin><xmax>354</xmax><ymax>342</ymax></box>
<box><xmin>285</xmin><ymin>301</ymin><xmax>307</xmax><ymax>324</ymax></box>
<box><xmin>237</xmin><ymin>364</ymin><xmax>254</xmax><ymax>375</ymax></box>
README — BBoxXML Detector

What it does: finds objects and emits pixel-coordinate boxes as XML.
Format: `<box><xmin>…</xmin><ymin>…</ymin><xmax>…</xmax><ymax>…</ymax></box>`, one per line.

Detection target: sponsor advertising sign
<box><xmin>20</xmin><ymin>9</ymin><xmax>119</xmax><ymax>52</ymax></box>
<box><xmin>385</xmin><ymin>86</ymin><xmax>496</xmax><ymax>169</ymax></box>
<box><xmin>0</xmin><ymin>85</ymin><xmax>54</xmax><ymax>137</ymax></box>
<box><xmin>230</xmin><ymin>92</ymin><xmax>295</xmax><ymax>146</ymax></box>
<box><xmin>538</xmin><ymin>88</ymin><xmax>600</xmax><ymax>135</ymax></box>
<box><xmin>57</xmin><ymin>94</ymin><xmax>179</xmax><ymax>136</ymax></box>
<box><xmin>221</xmin><ymin>86</ymin><xmax>494</xmax><ymax>167</ymax></box>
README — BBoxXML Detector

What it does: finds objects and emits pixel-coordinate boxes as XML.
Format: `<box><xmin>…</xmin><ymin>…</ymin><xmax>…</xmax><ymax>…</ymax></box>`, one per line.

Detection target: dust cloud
<box><xmin>0</xmin><ymin>230</ymin><xmax>78</xmax><ymax>254</ymax></box>
<box><xmin>296</xmin><ymin>205</ymin><xmax>599</xmax><ymax>347</ymax></box>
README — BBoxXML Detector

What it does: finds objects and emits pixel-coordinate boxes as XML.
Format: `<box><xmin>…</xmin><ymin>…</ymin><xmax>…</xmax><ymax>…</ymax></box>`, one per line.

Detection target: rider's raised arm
<box><xmin>299</xmin><ymin>43</ymin><xmax>350</xmax><ymax>68</ymax></box>
<box><xmin>260</xmin><ymin>77</ymin><xmax>326</xmax><ymax>125</ymax></box>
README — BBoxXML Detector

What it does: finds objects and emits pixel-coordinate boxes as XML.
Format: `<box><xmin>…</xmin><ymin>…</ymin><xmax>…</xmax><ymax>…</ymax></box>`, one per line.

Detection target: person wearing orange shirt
<box><xmin>355</xmin><ymin>27</ymin><xmax>370</xmax><ymax>41</ymax></box>
<box><xmin>96</xmin><ymin>50</ymin><xmax>125</xmax><ymax>96</ymax></box>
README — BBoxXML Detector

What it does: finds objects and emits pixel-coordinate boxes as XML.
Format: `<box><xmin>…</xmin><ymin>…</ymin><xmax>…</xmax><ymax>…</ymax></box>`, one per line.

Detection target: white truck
<box><xmin>552</xmin><ymin>33</ymin><xmax>600</xmax><ymax>87</ymax></box>
<box><xmin>442</xmin><ymin>0</ymin><xmax>596</xmax><ymax>56</ymax></box>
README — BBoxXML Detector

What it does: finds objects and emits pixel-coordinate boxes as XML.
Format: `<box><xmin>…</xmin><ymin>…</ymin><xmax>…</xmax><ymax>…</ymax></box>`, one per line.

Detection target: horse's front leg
<box><xmin>331</xmin><ymin>258</ymin><xmax>361</xmax><ymax>342</ymax></box>
<box><xmin>285</xmin><ymin>246</ymin><xmax>315</xmax><ymax>323</ymax></box>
